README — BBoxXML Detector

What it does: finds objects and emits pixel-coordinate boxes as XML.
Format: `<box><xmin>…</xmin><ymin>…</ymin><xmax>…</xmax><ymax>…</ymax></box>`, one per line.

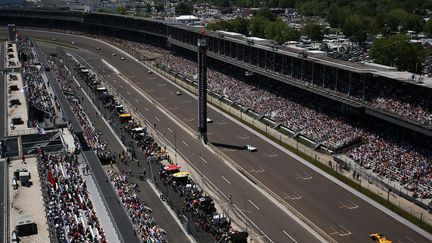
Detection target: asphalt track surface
<box><xmin>9</xmin><ymin>29</ymin><xmax>432</xmax><ymax>243</ymax></box>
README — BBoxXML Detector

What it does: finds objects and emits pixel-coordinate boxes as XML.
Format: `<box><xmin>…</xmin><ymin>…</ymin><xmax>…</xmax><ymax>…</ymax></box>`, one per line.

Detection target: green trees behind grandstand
<box><xmin>209</xmin><ymin>0</ymin><xmax>432</xmax><ymax>39</ymax></box>
<box><xmin>207</xmin><ymin>9</ymin><xmax>301</xmax><ymax>44</ymax></box>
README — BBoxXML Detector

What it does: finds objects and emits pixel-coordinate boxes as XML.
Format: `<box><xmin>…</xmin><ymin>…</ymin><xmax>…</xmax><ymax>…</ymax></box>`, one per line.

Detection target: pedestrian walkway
<box><xmin>77</xmin><ymin>154</ymin><xmax>121</xmax><ymax>243</ymax></box>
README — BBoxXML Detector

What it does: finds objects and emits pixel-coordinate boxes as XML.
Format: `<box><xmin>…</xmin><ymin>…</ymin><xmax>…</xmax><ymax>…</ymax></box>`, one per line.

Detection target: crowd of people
<box><xmin>347</xmin><ymin>127</ymin><xmax>432</xmax><ymax>199</ymax></box>
<box><xmin>364</xmin><ymin>80</ymin><xmax>432</xmax><ymax>127</ymax></box>
<box><xmin>156</xmin><ymin>54</ymin><xmax>365</xmax><ymax>149</ymax></box>
<box><xmin>16</xmin><ymin>35</ymin><xmax>34</xmax><ymax>62</ymax></box>
<box><xmin>154</xmin><ymin>52</ymin><xmax>432</xmax><ymax>199</ymax></box>
<box><xmin>108</xmin><ymin>171</ymin><xmax>168</xmax><ymax>242</ymax></box>
<box><xmin>47</xmin><ymin>54</ymin><xmax>114</xmax><ymax>162</ymax></box>
<box><xmin>49</xmin><ymin>51</ymin><xmax>173</xmax><ymax>242</ymax></box>
<box><xmin>38</xmin><ymin>149</ymin><xmax>106</xmax><ymax>242</ymax></box>
<box><xmin>19</xmin><ymin>28</ymin><xmax>432</xmax><ymax>200</ymax></box>
<box><xmin>17</xmin><ymin>37</ymin><xmax>58</xmax><ymax>119</ymax></box>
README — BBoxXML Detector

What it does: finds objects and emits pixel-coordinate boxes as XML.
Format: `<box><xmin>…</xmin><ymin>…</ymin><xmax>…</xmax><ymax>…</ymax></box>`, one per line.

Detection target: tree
<box><xmin>381</xmin><ymin>8</ymin><xmax>408</xmax><ymax>34</ymax></box>
<box><xmin>145</xmin><ymin>3</ymin><xmax>152</xmax><ymax>13</ymax></box>
<box><xmin>264</xmin><ymin>20</ymin><xmax>299</xmax><ymax>44</ymax></box>
<box><xmin>296</xmin><ymin>0</ymin><xmax>328</xmax><ymax>16</ymax></box>
<box><xmin>405</xmin><ymin>14</ymin><xmax>423</xmax><ymax>32</ymax></box>
<box><xmin>230</xmin><ymin>18</ymin><xmax>249</xmax><ymax>35</ymax></box>
<box><xmin>175</xmin><ymin>2</ymin><xmax>193</xmax><ymax>15</ymax></box>
<box><xmin>301</xmin><ymin>21</ymin><xmax>323</xmax><ymax>41</ymax></box>
<box><xmin>424</xmin><ymin>18</ymin><xmax>432</xmax><ymax>37</ymax></box>
<box><xmin>370</xmin><ymin>34</ymin><xmax>425</xmax><ymax>73</ymax></box>
<box><xmin>343</xmin><ymin>15</ymin><xmax>369</xmax><ymax>43</ymax></box>
<box><xmin>116</xmin><ymin>6</ymin><xmax>127</xmax><ymax>15</ymax></box>
<box><xmin>206</xmin><ymin>20</ymin><xmax>231</xmax><ymax>32</ymax></box>
<box><xmin>248</xmin><ymin>16</ymin><xmax>270</xmax><ymax>37</ymax></box>
<box><xmin>97</xmin><ymin>8</ymin><xmax>113</xmax><ymax>14</ymax></box>
<box><xmin>155</xmin><ymin>4</ymin><xmax>164</xmax><ymax>13</ymax></box>
<box><xmin>254</xmin><ymin>8</ymin><xmax>277</xmax><ymax>22</ymax></box>
<box><xmin>213</xmin><ymin>0</ymin><xmax>230</xmax><ymax>7</ymax></box>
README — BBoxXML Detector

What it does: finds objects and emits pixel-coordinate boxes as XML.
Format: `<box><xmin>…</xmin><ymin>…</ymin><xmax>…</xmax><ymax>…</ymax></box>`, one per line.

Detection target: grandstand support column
<box><xmin>197</xmin><ymin>35</ymin><xmax>208</xmax><ymax>144</ymax></box>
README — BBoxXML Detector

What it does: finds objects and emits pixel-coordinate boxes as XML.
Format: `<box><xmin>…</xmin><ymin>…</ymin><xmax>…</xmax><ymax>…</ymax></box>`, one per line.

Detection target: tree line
<box><xmin>207</xmin><ymin>9</ymin><xmax>326</xmax><ymax>45</ymax></box>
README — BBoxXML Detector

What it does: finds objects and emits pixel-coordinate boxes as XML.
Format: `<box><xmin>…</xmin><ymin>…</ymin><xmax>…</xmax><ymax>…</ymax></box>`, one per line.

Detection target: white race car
<box><xmin>206</xmin><ymin>117</ymin><xmax>213</xmax><ymax>123</ymax></box>
<box><xmin>245</xmin><ymin>145</ymin><xmax>257</xmax><ymax>152</ymax></box>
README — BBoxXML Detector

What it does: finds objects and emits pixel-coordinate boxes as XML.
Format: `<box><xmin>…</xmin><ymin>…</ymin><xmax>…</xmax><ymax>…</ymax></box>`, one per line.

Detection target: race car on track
<box><xmin>245</xmin><ymin>145</ymin><xmax>257</xmax><ymax>152</ymax></box>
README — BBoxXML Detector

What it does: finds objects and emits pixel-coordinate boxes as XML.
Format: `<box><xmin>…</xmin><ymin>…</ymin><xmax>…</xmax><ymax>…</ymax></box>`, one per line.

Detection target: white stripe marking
<box><xmin>167</xmin><ymin>128</ymin><xmax>173</xmax><ymax>134</ymax></box>
<box><xmin>182</xmin><ymin>141</ymin><xmax>189</xmax><ymax>147</ymax></box>
<box><xmin>155</xmin><ymin>116</ymin><xmax>160</xmax><ymax>121</ymax></box>
<box><xmin>144</xmin><ymin>106</ymin><xmax>149</xmax><ymax>111</ymax></box>
<box><xmin>134</xmin><ymin>98</ymin><xmax>139</xmax><ymax>103</ymax></box>
<box><xmin>200</xmin><ymin>157</ymin><xmax>208</xmax><ymax>164</ymax></box>
<box><xmin>221</xmin><ymin>176</ymin><xmax>231</xmax><ymax>184</ymax></box>
<box><xmin>283</xmin><ymin>230</ymin><xmax>297</xmax><ymax>243</ymax></box>
<box><xmin>249</xmin><ymin>200</ymin><xmax>260</xmax><ymax>210</ymax></box>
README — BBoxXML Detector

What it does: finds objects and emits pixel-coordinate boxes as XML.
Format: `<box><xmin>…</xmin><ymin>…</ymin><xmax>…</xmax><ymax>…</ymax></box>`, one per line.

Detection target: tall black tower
<box><xmin>197</xmin><ymin>33</ymin><xmax>208</xmax><ymax>143</ymax></box>
<box><xmin>8</xmin><ymin>24</ymin><xmax>16</xmax><ymax>42</ymax></box>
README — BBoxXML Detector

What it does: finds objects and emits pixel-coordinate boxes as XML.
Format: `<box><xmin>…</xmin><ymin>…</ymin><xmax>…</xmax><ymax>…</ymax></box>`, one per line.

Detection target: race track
<box><xmin>7</xmin><ymin>29</ymin><xmax>431</xmax><ymax>243</ymax></box>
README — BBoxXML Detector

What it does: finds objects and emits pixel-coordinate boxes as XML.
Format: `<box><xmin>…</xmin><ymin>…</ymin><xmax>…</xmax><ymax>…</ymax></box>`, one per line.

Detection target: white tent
<box><xmin>176</xmin><ymin>15</ymin><xmax>199</xmax><ymax>23</ymax></box>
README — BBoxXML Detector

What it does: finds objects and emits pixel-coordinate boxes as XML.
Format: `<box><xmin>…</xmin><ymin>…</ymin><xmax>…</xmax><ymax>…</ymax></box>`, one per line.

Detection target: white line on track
<box><xmin>200</xmin><ymin>157</ymin><xmax>208</xmax><ymax>164</ymax></box>
<box><xmin>221</xmin><ymin>176</ymin><xmax>231</xmax><ymax>184</ymax></box>
<box><xmin>154</xmin><ymin>116</ymin><xmax>160</xmax><ymax>121</ymax></box>
<box><xmin>127</xmin><ymin>91</ymin><xmax>131</xmax><ymax>95</ymax></box>
<box><xmin>167</xmin><ymin>128</ymin><xmax>173</xmax><ymax>134</ymax></box>
<box><xmin>283</xmin><ymin>230</ymin><xmax>298</xmax><ymax>243</ymax></box>
<box><xmin>134</xmin><ymin>98</ymin><xmax>139</xmax><ymax>103</ymax></box>
<box><xmin>144</xmin><ymin>106</ymin><xmax>149</xmax><ymax>111</ymax></box>
<box><xmin>249</xmin><ymin>200</ymin><xmax>260</xmax><ymax>210</ymax></box>
<box><xmin>182</xmin><ymin>141</ymin><xmax>189</xmax><ymax>147</ymax></box>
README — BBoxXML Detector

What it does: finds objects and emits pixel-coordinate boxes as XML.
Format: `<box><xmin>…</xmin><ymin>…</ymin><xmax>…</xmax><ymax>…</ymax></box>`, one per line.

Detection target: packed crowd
<box><xmin>154</xmin><ymin>52</ymin><xmax>431</xmax><ymax>198</ymax></box>
<box><xmin>364</xmin><ymin>81</ymin><xmax>432</xmax><ymax>127</ymax></box>
<box><xmin>156</xmin><ymin>54</ymin><xmax>364</xmax><ymax>149</ymax></box>
<box><xmin>38</xmin><ymin>149</ymin><xmax>106</xmax><ymax>242</ymax></box>
<box><xmin>16</xmin><ymin>36</ymin><xmax>34</xmax><ymax>61</ymax></box>
<box><xmin>17</xmin><ymin>37</ymin><xmax>58</xmax><ymax>118</ymax></box>
<box><xmin>50</xmin><ymin>51</ymin><xmax>172</xmax><ymax>242</ymax></box>
<box><xmin>46</xmin><ymin>54</ymin><xmax>114</xmax><ymax>162</ymax></box>
<box><xmin>21</xmin><ymin>64</ymin><xmax>57</xmax><ymax>117</ymax></box>
<box><xmin>22</xmin><ymin>28</ymin><xmax>431</xmax><ymax>199</ymax></box>
<box><xmin>108</xmin><ymin>171</ymin><xmax>168</xmax><ymax>242</ymax></box>
<box><xmin>347</xmin><ymin>127</ymin><xmax>432</xmax><ymax>199</ymax></box>
<box><xmin>24</xmin><ymin>27</ymin><xmax>432</xmax><ymax>127</ymax></box>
